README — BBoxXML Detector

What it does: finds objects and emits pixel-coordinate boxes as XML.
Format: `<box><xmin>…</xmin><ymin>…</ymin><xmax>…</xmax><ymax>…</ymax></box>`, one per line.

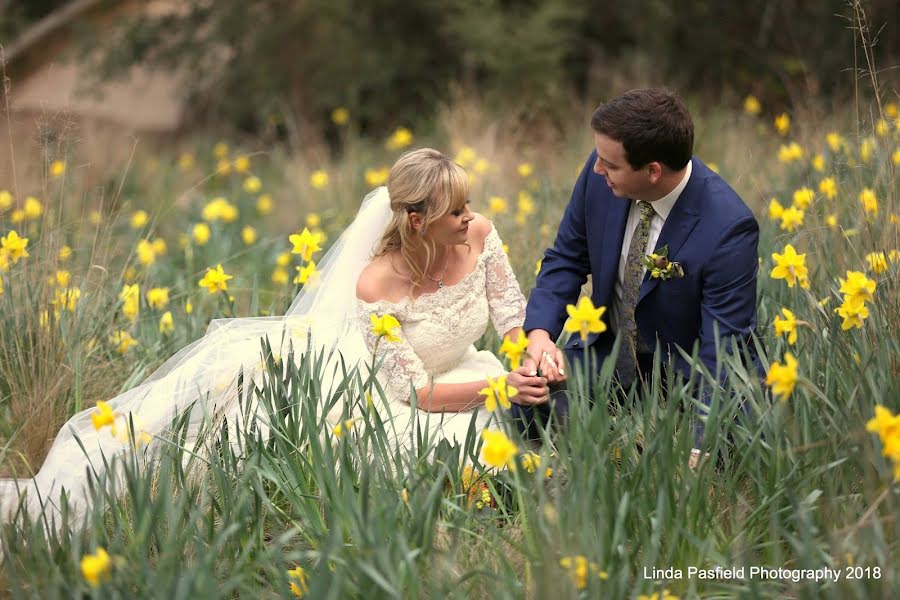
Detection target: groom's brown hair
<box><xmin>590</xmin><ymin>88</ymin><xmax>693</xmax><ymax>171</ymax></box>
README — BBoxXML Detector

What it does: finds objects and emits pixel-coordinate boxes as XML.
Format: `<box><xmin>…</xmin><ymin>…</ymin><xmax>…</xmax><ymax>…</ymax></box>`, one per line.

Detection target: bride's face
<box><xmin>419</xmin><ymin>200</ymin><xmax>474</xmax><ymax>246</ymax></box>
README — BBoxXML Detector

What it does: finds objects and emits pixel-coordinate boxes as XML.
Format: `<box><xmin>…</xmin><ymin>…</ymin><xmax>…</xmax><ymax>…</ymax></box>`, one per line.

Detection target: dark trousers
<box><xmin>509</xmin><ymin>345</ymin><xmax>657</xmax><ymax>441</ymax></box>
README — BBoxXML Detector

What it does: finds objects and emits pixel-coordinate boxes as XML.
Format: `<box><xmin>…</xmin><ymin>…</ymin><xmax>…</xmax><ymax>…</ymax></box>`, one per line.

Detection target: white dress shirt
<box><xmin>610</xmin><ymin>161</ymin><xmax>693</xmax><ymax>338</ymax></box>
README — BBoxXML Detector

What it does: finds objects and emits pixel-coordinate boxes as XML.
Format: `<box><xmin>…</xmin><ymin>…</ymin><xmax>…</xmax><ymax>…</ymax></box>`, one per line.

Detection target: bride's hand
<box><xmin>507</xmin><ymin>367</ymin><xmax>550</xmax><ymax>405</ymax></box>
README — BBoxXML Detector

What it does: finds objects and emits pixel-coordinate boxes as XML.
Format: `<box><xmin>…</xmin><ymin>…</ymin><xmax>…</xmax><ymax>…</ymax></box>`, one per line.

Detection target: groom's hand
<box><xmin>524</xmin><ymin>329</ymin><xmax>567</xmax><ymax>384</ymax></box>
<box><xmin>507</xmin><ymin>367</ymin><xmax>550</xmax><ymax>405</ymax></box>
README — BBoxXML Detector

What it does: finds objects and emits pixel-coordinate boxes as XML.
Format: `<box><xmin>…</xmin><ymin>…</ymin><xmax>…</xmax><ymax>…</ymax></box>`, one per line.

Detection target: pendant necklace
<box><xmin>424</xmin><ymin>251</ymin><xmax>451</xmax><ymax>289</ymax></box>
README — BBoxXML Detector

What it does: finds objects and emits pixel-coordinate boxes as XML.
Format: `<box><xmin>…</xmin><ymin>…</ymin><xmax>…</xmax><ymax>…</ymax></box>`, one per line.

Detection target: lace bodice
<box><xmin>356</xmin><ymin>224</ymin><xmax>526</xmax><ymax>403</ymax></box>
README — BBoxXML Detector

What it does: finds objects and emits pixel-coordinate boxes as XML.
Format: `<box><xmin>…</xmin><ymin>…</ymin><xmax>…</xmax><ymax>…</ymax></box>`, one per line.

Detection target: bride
<box><xmin>0</xmin><ymin>147</ymin><xmax>550</xmax><ymax>526</ymax></box>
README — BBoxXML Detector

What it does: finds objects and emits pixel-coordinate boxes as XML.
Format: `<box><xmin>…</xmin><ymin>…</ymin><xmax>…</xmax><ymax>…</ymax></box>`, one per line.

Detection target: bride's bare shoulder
<box><xmin>356</xmin><ymin>254</ymin><xmax>405</xmax><ymax>303</ymax></box>
<box><xmin>468</xmin><ymin>212</ymin><xmax>493</xmax><ymax>250</ymax></box>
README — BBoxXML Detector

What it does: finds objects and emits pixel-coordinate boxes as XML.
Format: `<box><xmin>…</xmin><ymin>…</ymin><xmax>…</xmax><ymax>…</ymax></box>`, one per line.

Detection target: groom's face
<box><xmin>593</xmin><ymin>133</ymin><xmax>650</xmax><ymax>200</ymax></box>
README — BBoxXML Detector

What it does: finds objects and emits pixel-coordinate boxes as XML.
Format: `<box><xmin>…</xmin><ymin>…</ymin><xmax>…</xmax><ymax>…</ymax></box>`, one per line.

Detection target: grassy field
<box><xmin>0</xmin><ymin>93</ymin><xmax>898</xmax><ymax>598</ymax></box>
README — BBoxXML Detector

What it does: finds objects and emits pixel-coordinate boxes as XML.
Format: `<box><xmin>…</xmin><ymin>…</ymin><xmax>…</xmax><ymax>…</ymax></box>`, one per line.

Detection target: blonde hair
<box><xmin>374</xmin><ymin>148</ymin><xmax>469</xmax><ymax>294</ymax></box>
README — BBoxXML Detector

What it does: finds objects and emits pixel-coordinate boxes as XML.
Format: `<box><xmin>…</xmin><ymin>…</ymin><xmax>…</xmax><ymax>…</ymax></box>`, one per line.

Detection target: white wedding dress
<box><xmin>0</xmin><ymin>186</ymin><xmax>526</xmax><ymax>529</ymax></box>
<box><xmin>356</xmin><ymin>221</ymin><xmax>526</xmax><ymax>445</ymax></box>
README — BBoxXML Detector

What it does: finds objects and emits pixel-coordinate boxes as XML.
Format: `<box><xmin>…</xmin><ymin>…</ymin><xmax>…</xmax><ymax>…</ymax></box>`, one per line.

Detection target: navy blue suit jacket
<box><xmin>524</xmin><ymin>152</ymin><xmax>760</xmax><ymax>386</ymax></box>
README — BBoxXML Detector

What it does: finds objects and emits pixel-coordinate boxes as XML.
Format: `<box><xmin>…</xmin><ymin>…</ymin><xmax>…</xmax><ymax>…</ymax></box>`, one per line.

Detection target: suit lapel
<box><xmin>637</xmin><ymin>159</ymin><xmax>702</xmax><ymax>304</ymax></box>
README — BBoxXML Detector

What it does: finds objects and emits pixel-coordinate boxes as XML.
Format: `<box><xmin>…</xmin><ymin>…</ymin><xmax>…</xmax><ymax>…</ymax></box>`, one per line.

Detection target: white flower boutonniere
<box><xmin>643</xmin><ymin>244</ymin><xmax>684</xmax><ymax>280</ymax></box>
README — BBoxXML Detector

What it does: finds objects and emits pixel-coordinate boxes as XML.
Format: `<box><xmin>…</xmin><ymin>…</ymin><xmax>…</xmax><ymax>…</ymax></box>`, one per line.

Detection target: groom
<box><xmin>521</xmin><ymin>88</ymin><xmax>760</xmax><ymax>463</ymax></box>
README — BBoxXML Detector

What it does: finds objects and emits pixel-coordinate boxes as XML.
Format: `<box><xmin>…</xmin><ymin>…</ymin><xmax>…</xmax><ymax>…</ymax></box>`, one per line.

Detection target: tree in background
<box><xmin>21</xmin><ymin>0</ymin><xmax>899</xmax><ymax>138</ymax></box>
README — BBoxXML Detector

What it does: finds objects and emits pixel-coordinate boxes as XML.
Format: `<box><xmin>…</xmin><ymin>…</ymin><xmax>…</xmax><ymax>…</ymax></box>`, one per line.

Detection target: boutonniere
<box><xmin>642</xmin><ymin>244</ymin><xmax>684</xmax><ymax>280</ymax></box>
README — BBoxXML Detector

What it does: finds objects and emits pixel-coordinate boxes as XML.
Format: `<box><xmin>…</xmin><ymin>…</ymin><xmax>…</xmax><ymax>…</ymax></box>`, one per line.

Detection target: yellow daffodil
<box><xmin>192</xmin><ymin>223</ymin><xmax>211</xmax><ymax>246</ymax></box>
<box><xmin>520</xmin><ymin>452</ymin><xmax>543</xmax><ymax>474</ymax></box>
<box><xmin>202</xmin><ymin>197</ymin><xmax>239</xmax><ymax>222</ymax></box>
<box><xmin>289</xmin><ymin>228</ymin><xmax>323</xmax><ymax>261</ymax></box>
<box><xmin>859</xmin><ymin>139</ymin><xmax>874</xmax><ymax>163</ymax></box>
<box><xmin>146</xmin><ymin>287</ymin><xmax>170</xmax><ymax>310</ymax></box>
<box><xmin>92</xmin><ymin>401</ymin><xmax>117</xmax><ymax>433</ymax></box>
<box><xmin>257</xmin><ymin>193</ymin><xmax>274</xmax><ymax>215</ymax></box>
<box><xmin>233</xmin><ymin>155</ymin><xmax>250</xmax><ymax>173</ymax></box>
<box><xmin>488</xmin><ymin>196</ymin><xmax>508</xmax><ymax>214</ymax></box>
<box><xmin>159</xmin><ymin>311</ymin><xmax>174</xmax><ymax>335</ymax></box>
<box><xmin>331</xmin><ymin>107</ymin><xmax>350</xmax><ymax>125</ymax></box>
<box><xmin>288</xmin><ymin>565</ymin><xmax>310</xmax><ymax>597</ymax></box>
<box><xmin>310</xmin><ymin>169</ymin><xmax>329</xmax><ymax>189</ymax></box>
<box><xmin>838</xmin><ymin>270</ymin><xmax>876</xmax><ymax>304</ymax></box>
<box><xmin>826</xmin><ymin>132</ymin><xmax>846</xmax><ymax>153</ymax></box>
<box><xmin>185</xmin><ymin>299</ymin><xmax>193</xmax><ymax>314</ymax></box>
<box><xmin>242</xmin><ymin>225</ymin><xmax>258</xmax><ymax>245</ymax></box>
<box><xmin>130</xmin><ymin>210</ymin><xmax>149</xmax><ymax>229</ymax></box>
<box><xmin>243</xmin><ymin>175</ymin><xmax>262</xmax><ymax>193</ymax></box>
<box><xmin>1</xmin><ymin>230</ymin><xmax>29</xmax><ymax>264</ymax></box>
<box><xmin>825</xmin><ymin>214</ymin><xmax>838</xmax><ymax>227</ymax></box>
<box><xmin>777</xmin><ymin>142</ymin><xmax>804</xmax><ymax>163</ymax></box>
<box><xmin>498</xmin><ymin>331</ymin><xmax>529</xmax><ymax>370</ymax></box>
<box><xmin>835</xmin><ymin>295</ymin><xmax>870</xmax><ymax>330</ymax></box>
<box><xmin>332</xmin><ymin>418</ymin><xmax>357</xmax><ymax>438</ymax></box>
<box><xmin>479</xmin><ymin>374</ymin><xmax>518</xmax><ymax>412</ymax></box>
<box><xmin>766</xmin><ymin>352</ymin><xmax>798</xmax><ymax>400</ymax></box>
<box><xmin>517</xmin><ymin>191</ymin><xmax>535</xmax><ymax>215</ymax></box>
<box><xmin>892</xmin><ymin>149</ymin><xmax>900</xmax><ymax>166</ymax></box>
<box><xmin>119</xmin><ymin>283</ymin><xmax>140</xmax><ymax>321</ymax></box>
<box><xmin>517</xmin><ymin>162</ymin><xmax>534</xmax><ymax>177</ymax></box>
<box><xmin>774</xmin><ymin>112</ymin><xmax>790</xmax><ymax>135</ymax></box>
<box><xmin>455</xmin><ymin>146</ymin><xmax>477</xmax><ymax>167</ymax></box>
<box><xmin>365</xmin><ymin>167</ymin><xmax>390</xmax><ymax>187</ymax></box>
<box><xmin>767</xmin><ymin>198</ymin><xmax>784</xmax><ymax>220</ymax></box>
<box><xmin>386</xmin><ymin>127</ymin><xmax>413</xmax><ymax>151</ymax></box>
<box><xmin>306</xmin><ymin>213</ymin><xmax>321</xmax><ymax>228</ymax></box>
<box><xmin>770</xmin><ymin>244</ymin><xmax>810</xmax><ymax>289</ymax></box>
<box><xmin>875</xmin><ymin>119</ymin><xmax>889</xmax><ymax>137</ymax></box>
<box><xmin>136</xmin><ymin>239</ymin><xmax>156</xmax><ymax>266</ymax></box>
<box><xmin>370</xmin><ymin>313</ymin><xmax>401</xmax><ymax>342</ymax></box>
<box><xmin>564</xmin><ymin>296</ymin><xmax>607</xmax><ymax>342</ymax></box>
<box><xmin>216</xmin><ymin>158</ymin><xmax>232</xmax><ymax>175</ymax></box>
<box><xmin>811</xmin><ymin>153</ymin><xmax>825</xmax><ymax>172</ymax></box>
<box><xmin>0</xmin><ymin>190</ymin><xmax>12</xmax><ymax>210</ymax></box>
<box><xmin>24</xmin><ymin>196</ymin><xmax>43</xmax><ymax>220</ymax></box>
<box><xmin>80</xmin><ymin>547</ymin><xmax>112</xmax><ymax>588</ymax></box>
<box><xmin>198</xmin><ymin>264</ymin><xmax>233</xmax><ymax>294</ymax></box>
<box><xmin>560</xmin><ymin>555</ymin><xmax>608</xmax><ymax>591</ymax></box>
<box><xmin>773</xmin><ymin>307</ymin><xmax>798</xmax><ymax>345</ymax></box>
<box><xmin>866</xmin><ymin>251</ymin><xmax>888</xmax><ymax>274</ymax></box>
<box><xmin>866</xmin><ymin>405</ymin><xmax>900</xmax><ymax>444</ymax></box>
<box><xmin>858</xmin><ymin>188</ymin><xmax>878</xmax><ymax>216</ymax></box>
<box><xmin>293</xmin><ymin>260</ymin><xmax>318</xmax><ymax>285</ymax></box>
<box><xmin>272</xmin><ymin>267</ymin><xmax>289</xmax><ymax>285</ymax></box>
<box><xmin>743</xmin><ymin>95</ymin><xmax>761</xmax><ymax>115</ymax></box>
<box><xmin>792</xmin><ymin>186</ymin><xmax>815</xmax><ymax>209</ymax></box>
<box><xmin>50</xmin><ymin>159</ymin><xmax>66</xmax><ymax>178</ymax></box>
<box><xmin>480</xmin><ymin>429</ymin><xmax>518</xmax><ymax>469</ymax></box>
<box><xmin>52</xmin><ymin>287</ymin><xmax>80</xmax><ymax>312</ymax></box>
<box><xmin>818</xmin><ymin>176</ymin><xmax>837</xmax><ymax>200</ymax></box>
<box><xmin>779</xmin><ymin>206</ymin><xmax>804</xmax><ymax>232</ymax></box>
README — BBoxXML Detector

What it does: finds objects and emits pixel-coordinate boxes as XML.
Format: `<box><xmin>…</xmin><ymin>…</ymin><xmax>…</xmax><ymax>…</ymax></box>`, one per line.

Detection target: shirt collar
<box><xmin>645</xmin><ymin>159</ymin><xmax>692</xmax><ymax>221</ymax></box>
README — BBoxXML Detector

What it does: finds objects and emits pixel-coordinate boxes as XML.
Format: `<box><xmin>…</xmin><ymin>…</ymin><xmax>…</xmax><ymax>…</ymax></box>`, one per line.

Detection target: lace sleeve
<box><xmin>355</xmin><ymin>300</ymin><xmax>430</xmax><ymax>404</ymax></box>
<box><xmin>483</xmin><ymin>224</ymin><xmax>527</xmax><ymax>337</ymax></box>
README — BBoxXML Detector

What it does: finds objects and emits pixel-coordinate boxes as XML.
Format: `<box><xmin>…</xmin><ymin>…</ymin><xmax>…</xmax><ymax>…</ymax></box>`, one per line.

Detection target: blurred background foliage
<box><xmin>4</xmin><ymin>0</ymin><xmax>899</xmax><ymax>141</ymax></box>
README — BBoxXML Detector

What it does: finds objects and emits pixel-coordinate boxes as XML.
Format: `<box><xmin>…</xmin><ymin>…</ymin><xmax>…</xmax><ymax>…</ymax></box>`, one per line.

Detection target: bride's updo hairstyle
<box><xmin>375</xmin><ymin>148</ymin><xmax>469</xmax><ymax>293</ymax></box>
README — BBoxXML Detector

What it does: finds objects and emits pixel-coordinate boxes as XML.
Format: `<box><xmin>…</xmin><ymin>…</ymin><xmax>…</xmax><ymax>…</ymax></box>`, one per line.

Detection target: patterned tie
<box><xmin>616</xmin><ymin>200</ymin><xmax>655</xmax><ymax>387</ymax></box>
